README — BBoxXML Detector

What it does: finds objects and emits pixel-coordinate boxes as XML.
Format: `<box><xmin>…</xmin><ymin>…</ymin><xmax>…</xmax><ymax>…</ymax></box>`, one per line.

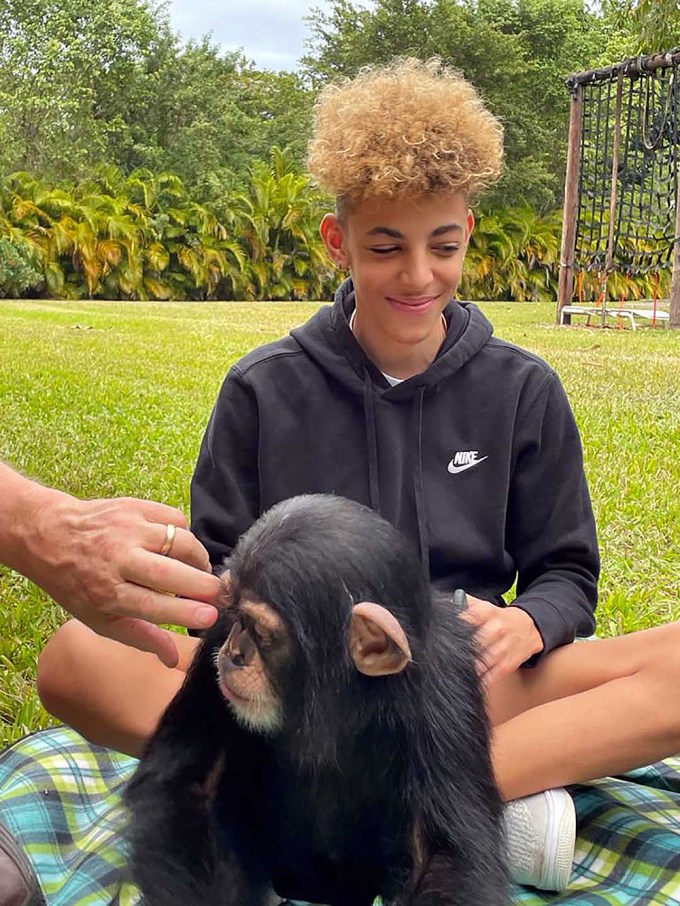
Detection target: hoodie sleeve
<box><xmin>190</xmin><ymin>367</ymin><xmax>260</xmax><ymax>569</ymax></box>
<box><xmin>507</xmin><ymin>371</ymin><xmax>599</xmax><ymax>659</ymax></box>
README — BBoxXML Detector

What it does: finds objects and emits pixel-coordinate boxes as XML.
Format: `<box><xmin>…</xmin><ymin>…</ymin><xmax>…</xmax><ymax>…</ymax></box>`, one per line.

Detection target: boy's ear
<box><xmin>466</xmin><ymin>208</ymin><xmax>475</xmax><ymax>241</ymax></box>
<box><xmin>320</xmin><ymin>213</ymin><xmax>349</xmax><ymax>268</ymax></box>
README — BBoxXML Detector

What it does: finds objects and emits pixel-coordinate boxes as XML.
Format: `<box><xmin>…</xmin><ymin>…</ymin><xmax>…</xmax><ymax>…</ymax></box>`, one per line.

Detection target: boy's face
<box><xmin>320</xmin><ymin>192</ymin><xmax>474</xmax><ymax>372</ymax></box>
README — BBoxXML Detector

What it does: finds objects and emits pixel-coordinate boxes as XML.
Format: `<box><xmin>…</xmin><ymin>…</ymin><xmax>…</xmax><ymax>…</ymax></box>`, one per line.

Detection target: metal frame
<box><xmin>557</xmin><ymin>49</ymin><xmax>680</xmax><ymax>329</ymax></box>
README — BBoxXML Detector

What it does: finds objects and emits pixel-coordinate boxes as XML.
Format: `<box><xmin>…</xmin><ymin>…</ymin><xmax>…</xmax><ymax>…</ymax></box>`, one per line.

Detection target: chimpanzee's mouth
<box><xmin>218</xmin><ymin>675</ymin><xmax>251</xmax><ymax>705</ymax></box>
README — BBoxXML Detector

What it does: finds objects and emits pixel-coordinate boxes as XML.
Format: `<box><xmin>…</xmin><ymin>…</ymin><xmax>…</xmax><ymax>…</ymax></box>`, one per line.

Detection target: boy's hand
<box><xmin>461</xmin><ymin>597</ymin><xmax>544</xmax><ymax>687</ymax></box>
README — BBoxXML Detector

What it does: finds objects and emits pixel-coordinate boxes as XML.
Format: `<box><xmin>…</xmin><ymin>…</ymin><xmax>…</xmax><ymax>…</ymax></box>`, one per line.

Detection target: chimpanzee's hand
<box><xmin>14</xmin><ymin>486</ymin><xmax>222</xmax><ymax>667</ymax></box>
<box><xmin>461</xmin><ymin>597</ymin><xmax>544</xmax><ymax>687</ymax></box>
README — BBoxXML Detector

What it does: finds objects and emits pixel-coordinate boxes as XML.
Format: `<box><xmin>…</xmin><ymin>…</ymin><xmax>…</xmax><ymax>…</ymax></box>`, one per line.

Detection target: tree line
<box><xmin>1</xmin><ymin>0</ymin><xmax>677</xmax><ymax>301</ymax></box>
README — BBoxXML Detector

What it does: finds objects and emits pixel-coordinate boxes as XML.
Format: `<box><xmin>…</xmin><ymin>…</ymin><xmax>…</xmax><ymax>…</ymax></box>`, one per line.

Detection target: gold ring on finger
<box><xmin>159</xmin><ymin>523</ymin><xmax>177</xmax><ymax>557</ymax></box>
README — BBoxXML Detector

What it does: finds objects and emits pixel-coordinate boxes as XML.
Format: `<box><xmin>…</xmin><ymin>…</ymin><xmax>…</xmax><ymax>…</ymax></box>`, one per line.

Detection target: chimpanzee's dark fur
<box><xmin>125</xmin><ymin>494</ymin><xmax>508</xmax><ymax>905</ymax></box>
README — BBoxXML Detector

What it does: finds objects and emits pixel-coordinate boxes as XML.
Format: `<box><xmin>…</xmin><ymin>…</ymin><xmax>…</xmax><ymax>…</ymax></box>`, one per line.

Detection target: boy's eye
<box><xmin>369</xmin><ymin>244</ymin><xmax>461</xmax><ymax>256</ymax></box>
<box><xmin>369</xmin><ymin>246</ymin><xmax>399</xmax><ymax>255</ymax></box>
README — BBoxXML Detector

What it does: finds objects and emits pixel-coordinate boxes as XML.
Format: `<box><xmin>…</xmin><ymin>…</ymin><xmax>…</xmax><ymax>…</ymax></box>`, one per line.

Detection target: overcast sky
<box><xmin>166</xmin><ymin>0</ymin><xmax>319</xmax><ymax>71</ymax></box>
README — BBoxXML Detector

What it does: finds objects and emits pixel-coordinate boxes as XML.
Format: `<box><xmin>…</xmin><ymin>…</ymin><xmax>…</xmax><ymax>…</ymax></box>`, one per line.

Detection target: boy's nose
<box><xmin>399</xmin><ymin>253</ymin><xmax>433</xmax><ymax>290</ymax></box>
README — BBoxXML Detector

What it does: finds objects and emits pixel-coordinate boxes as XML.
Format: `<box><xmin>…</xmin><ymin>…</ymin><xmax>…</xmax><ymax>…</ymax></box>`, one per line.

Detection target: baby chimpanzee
<box><xmin>126</xmin><ymin>494</ymin><xmax>508</xmax><ymax>905</ymax></box>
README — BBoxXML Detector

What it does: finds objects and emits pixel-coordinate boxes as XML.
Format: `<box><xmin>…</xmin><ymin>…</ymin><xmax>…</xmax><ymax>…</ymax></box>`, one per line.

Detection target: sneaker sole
<box><xmin>539</xmin><ymin>789</ymin><xmax>576</xmax><ymax>891</ymax></box>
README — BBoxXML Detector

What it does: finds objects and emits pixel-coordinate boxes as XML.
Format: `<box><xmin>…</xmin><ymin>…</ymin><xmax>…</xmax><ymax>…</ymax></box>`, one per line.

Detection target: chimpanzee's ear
<box><xmin>217</xmin><ymin>569</ymin><xmax>233</xmax><ymax>608</ymax></box>
<box><xmin>349</xmin><ymin>602</ymin><xmax>412</xmax><ymax>676</ymax></box>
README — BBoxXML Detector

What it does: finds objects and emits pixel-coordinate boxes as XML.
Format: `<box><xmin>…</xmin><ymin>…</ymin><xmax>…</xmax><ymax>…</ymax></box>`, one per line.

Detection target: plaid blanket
<box><xmin>0</xmin><ymin>727</ymin><xmax>679</xmax><ymax>905</ymax></box>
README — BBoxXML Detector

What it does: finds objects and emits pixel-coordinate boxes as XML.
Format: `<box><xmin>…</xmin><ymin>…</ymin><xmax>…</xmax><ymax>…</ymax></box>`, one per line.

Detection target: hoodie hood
<box><xmin>291</xmin><ymin>278</ymin><xmax>495</xmax><ymax>568</ymax></box>
<box><xmin>192</xmin><ymin>276</ymin><xmax>599</xmax><ymax>659</ymax></box>
<box><xmin>291</xmin><ymin>277</ymin><xmax>494</xmax><ymax>400</ymax></box>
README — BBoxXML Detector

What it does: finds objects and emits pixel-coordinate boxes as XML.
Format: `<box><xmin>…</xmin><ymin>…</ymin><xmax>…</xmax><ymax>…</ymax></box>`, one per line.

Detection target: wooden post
<box><xmin>557</xmin><ymin>85</ymin><xmax>583</xmax><ymax>324</ymax></box>
<box><xmin>670</xmin><ymin>178</ymin><xmax>680</xmax><ymax>329</ymax></box>
<box><xmin>601</xmin><ymin>72</ymin><xmax>624</xmax><ymax>328</ymax></box>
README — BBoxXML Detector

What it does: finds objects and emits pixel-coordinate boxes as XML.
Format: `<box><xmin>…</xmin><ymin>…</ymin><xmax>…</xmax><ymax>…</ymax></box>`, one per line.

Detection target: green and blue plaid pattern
<box><xmin>0</xmin><ymin>728</ymin><xmax>139</xmax><ymax>905</ymax></box>
<box><xmin>0</xmin><ymin>727</ymin><xmax>678</xmax><ymax>905</ymax></box>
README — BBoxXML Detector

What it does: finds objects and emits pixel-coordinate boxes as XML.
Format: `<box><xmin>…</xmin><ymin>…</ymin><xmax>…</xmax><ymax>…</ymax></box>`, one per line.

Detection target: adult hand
<box><xmin>15</xmin><ymin>486</ymin><xmax>223</xmax><ymax>668</ymax></box>
<box><xmin>461</xmin><ymin>596</ymin><xmax>544</xmax><ymax>687</ymax></box>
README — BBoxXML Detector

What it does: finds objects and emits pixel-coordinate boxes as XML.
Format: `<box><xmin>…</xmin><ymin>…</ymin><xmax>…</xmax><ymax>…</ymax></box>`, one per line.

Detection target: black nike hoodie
<box><xmin>191</xmin><ymin>279</ymin><xmax>599</xmax><ymax>658</ymax></box>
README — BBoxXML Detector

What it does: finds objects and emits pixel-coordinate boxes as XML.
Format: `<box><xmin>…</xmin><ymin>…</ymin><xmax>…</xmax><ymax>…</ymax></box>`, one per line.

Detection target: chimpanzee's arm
<box><xmin>124</xmin><ymin>635</ymin><xmax>271</xmax><ymax>906</ymax></box>
<box><xmin>390</xmin><ymin>611</ymin><xmax>508</xmax><ymax>906</ymax></box>
<box><xmin>399</xmin><ymin>846</ymin><xmax>508</xmax><ymax>906</ymax></box>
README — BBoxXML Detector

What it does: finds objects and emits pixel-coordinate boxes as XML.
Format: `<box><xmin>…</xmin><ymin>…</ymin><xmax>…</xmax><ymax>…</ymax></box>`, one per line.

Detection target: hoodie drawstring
<box><xmin>412</xmin><ymin>385</ymin><xmax>429</xmax><ymax>573</ymax></box>
<box><xmin>363</xmin><ymin>369</ymin><xmax>381</xmax><ymax>513</ymax></box>
<box><xmin>362</xmin><ymin>370</ymin><xmax>429</xmax><ymax>573</ymax></box>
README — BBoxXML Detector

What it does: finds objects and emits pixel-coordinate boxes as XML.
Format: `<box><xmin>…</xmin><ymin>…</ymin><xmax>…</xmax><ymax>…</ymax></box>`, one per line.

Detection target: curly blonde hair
<box><xmin>307</xmin><ymin>58</ymin><xmax>504</xmax><ymax>210</ymax></box>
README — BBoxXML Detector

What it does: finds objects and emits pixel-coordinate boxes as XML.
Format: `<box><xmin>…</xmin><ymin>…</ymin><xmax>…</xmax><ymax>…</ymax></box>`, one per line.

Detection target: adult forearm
<box><xmin>0</xmin><ymin>462</ymin><xmax>67</xmax><ymax>575</ymax></box>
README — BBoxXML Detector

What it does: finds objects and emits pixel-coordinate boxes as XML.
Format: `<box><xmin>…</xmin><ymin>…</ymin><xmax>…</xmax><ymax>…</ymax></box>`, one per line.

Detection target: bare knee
<box><xmin>38</xmin><ymin>619</ymin><xmax>88</xmax><ymax>713</ymax></box>
<box><xmin>37</xmin><ymin>619</ymin><xmax>95</xmax><ymax>727</ymax></box>
<box><xmin>37</xmin><ymin>619</ymin><xmax>142</xmax><ymax>750</ymax></box>
<box><xmin>639</xmin><ymin>623</ymin><xmax>680</xmax><ymax>723</ymax></box>
<box><xmin>38</xmin><ymin>619</ymin><xmax>190</xmax><ymax>756</ymax></box>
<box><xmin>630</xmin><ymin>622</ymin><xmax>680</xmax><ymax>680</ymax></box>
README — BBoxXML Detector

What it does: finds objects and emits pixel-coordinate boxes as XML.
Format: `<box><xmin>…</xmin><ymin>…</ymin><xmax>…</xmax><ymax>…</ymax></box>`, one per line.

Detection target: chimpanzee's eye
<box><xmin>255</xmin><ymin>630</ymin><xmax>274</xmax><ymax>649</ymax></box>
<box><xmin>237</xmin><ymin>614</ymin><xmax>270</xmax><ymax>648</ymax></box>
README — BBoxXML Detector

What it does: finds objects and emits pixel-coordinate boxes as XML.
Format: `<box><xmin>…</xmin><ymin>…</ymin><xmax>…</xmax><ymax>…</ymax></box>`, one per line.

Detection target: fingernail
<box><xmin>196</xmin><ymin>606</ymin><xmax>217</xmax><ymax>627</ymax></box>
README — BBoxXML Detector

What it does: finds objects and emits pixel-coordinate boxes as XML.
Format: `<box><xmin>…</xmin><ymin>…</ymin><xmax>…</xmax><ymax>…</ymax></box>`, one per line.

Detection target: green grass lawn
<box><xmin>1</xmin><ymin>299</ymin><xmax>679</xmax><ymax>749</ymax></box>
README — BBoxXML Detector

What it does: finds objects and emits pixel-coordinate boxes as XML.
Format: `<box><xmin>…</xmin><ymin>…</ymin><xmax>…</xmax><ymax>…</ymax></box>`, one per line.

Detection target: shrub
<box><xmin>0</xmin><ymin>237</ymin><xmax>42</xmax><ymax>297</ymax></box>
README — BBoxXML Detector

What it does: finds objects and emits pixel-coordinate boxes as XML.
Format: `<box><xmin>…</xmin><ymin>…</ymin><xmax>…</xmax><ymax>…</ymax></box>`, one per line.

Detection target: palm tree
<box><xmin>227</xmin><ymin>147</ymin><xmax>334</xmax><ymax>300</ymax></box>
<box><xmin>461</xmin><ymin>208</ymin><xmax>562</xmax><ymax>302</ymax></box>
<box><xmin>2</xmin><ymin>155</ymin><xmax>336</xmax><ymax>301</ymax></box>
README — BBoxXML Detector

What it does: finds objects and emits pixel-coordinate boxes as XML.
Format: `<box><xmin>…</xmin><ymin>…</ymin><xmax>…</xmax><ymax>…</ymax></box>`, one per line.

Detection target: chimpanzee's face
<box><xmin>215</xmin><ymin>584</ymin><xmax>294</xmax><ymax>735</ymax></box>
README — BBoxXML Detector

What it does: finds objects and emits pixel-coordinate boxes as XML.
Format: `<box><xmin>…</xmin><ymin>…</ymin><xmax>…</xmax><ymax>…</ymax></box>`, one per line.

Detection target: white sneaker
<box><xmin>504</xmin><ymin>788</ymin><xmax>576</xmax><ymax>891</ymax></box>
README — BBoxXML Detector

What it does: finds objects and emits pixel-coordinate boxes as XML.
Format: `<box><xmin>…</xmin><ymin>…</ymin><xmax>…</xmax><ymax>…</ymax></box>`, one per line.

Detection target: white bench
<box><xmin>559</xmin><ymin>306</ymin><xmax>603</xmax><ymax>326</ymax></box>
<box><xmin>560</xmin><ymin>305</ymin><xmax>670</xmax><ymax>329</ymax></box>
<box><xmin>615</xmin><ymin>308</ymin><xmax>670</xmax><ymax>330</ymax></box>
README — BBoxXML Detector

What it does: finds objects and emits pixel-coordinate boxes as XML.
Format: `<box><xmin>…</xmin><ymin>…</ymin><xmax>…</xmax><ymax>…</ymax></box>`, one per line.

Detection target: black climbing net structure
<box><xmin>570</xmin><ymin>51</ymin><xmax>679</xmax><ymax>288</ymax></box>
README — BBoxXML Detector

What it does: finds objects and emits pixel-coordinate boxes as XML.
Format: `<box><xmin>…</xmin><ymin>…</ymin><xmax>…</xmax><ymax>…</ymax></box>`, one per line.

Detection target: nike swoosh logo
<box><xmin>447</xmin><ymin>456</ymin><xmax>488</xmax><ymax>474</ymax></box>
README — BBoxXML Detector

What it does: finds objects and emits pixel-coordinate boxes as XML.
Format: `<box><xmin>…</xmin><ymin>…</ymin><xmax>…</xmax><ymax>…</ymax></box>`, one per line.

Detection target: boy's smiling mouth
<box><xmin>386</xmin><ymin>295</ymin><xmax>439</xmax><ymax>312</ymax></box>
